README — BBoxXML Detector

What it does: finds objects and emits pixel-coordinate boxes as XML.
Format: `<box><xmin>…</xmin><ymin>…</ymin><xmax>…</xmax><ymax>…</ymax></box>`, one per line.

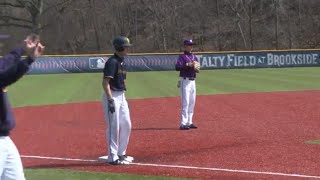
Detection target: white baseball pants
<box><xmin>180</xmin><ymin>77</ymin><xmax>196</xmax><ymax>126</ymax></box>
<box><xmin>102</xmin><ymin>91</ymin><xmax>131</xmax><ymax>162</ymax></box>
<box><xmin>0</xmin><ymin>137</ymin><xmax>25</xmax><ymax>180</ymax></box>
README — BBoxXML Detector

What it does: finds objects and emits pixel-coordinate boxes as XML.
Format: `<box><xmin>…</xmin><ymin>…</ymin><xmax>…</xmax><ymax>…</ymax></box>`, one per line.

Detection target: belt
<box><xmin>183</xmin><ymin>77</ymin><xmax>195</xmax><ymax>81</ymax></box>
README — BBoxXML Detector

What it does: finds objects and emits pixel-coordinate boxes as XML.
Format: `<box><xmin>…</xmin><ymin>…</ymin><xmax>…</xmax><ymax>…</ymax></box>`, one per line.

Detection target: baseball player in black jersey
<box><xmin>101</xmin><ymin>36</ymin><xmax>133</xmax><ymax>165</ymax></box>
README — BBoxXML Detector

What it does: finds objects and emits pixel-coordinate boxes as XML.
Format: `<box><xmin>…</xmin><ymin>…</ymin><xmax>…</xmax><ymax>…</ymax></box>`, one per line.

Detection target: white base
<box><xmin>98</xmin><ymin>155</ymin><xmax>108</xmax><ymax>161</ymax></box>
<box><xmin>123</xmin><ymin>156</ymin><xmax>134</xmax><ymax>162</ymax></box>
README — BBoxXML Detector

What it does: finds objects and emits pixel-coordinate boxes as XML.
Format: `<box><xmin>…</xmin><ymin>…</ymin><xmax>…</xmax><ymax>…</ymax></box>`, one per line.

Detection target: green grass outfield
<box><xmin>9</xmin><ymin>67</ymin><xmax>320</xmax><ymax>107</ymax></box>
<box><xmin>24</xmin><ymin>169</ymin><xmax>190</xmax><ymax>180</ymax></box>
<box><xmin>8</xmin><ymin>67</ymin><xmax>320</xmax><ymax>179</ymax></box>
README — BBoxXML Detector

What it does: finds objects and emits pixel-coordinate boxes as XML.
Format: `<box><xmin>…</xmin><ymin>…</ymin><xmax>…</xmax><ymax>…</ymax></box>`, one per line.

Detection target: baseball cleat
<box><xmin>109</xmin><ymin>159</ymin><xmax>130</xmax><ymax>165</ymax></box>
<box><xmin>188</xmin><ymin>124</ymin><xmax>198</xmax><ymax>129</ymax></box>
<box><xmin>119</xmin><ymin>155</ymin><xmax>134</xmax><ymax>163</ymax></box>
<box><xmin>179</xmin><ymin>125</ymin><xmax>190</xmax><ymax>130</ymax></box>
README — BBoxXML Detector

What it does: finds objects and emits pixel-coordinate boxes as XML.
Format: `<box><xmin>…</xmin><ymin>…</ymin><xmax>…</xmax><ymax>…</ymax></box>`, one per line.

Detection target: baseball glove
<box><xmin>194</xmin><ymin>61</ymin><xmax>200</xmax><ymax>73</ymax></box>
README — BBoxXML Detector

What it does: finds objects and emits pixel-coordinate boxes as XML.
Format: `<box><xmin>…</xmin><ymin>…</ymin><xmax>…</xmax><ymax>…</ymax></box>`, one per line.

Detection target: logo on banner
<box><xmin>89</xmin><ymin>57</ymin><xmax>107</xmax><ymax>69</ymax></box>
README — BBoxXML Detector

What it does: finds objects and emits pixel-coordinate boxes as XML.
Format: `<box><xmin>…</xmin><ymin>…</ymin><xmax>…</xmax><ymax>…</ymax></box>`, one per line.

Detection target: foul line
<box><xmin>21</xmin><ymin>155</ymin><xmax>320</xmax><ymax>179</ymax></box>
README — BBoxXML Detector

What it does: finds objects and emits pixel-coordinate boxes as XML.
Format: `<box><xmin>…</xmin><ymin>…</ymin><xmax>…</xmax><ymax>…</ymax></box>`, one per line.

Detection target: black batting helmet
<box><xmin>113</xmin><ymin>36</ymin><xmax>132</xmax><ymax>52</ymax></box>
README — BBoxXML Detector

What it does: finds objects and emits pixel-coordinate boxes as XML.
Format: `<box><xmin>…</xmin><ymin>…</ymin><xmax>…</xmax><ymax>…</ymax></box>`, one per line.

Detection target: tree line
<box><xmin>0</xmin><ymin>0</ymin><xmax>319</xmax><ymax>55</ymax></box>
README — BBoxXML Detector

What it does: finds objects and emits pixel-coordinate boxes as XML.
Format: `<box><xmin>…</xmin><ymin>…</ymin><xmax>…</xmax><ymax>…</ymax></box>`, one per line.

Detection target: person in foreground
<box><xmin>0</xmin><ymin>34</ymin><xmax>45</xmax><ymax>180</ymax></box>
<box><xmin>101</xmin><ymin>36</ymin><xmax>134</xmax><ymax>165</ymax></box>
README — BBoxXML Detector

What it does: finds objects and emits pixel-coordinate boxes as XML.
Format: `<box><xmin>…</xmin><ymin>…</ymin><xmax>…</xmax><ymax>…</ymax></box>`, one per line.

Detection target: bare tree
<box><xmin>272</xmin><ymin>0</ymin><xmax>279</xmax><ymax>49</ymax></box>
<box><xmin>227</xmin><ymin>0</ymin><xmax>249</xmax><ymax>50</ymax></box>
<box><xmin>241</xmin><ymin>0</ymin><xmax>254</xmax><ymax>50</ymax></box>
<box><xmin>216</xmin><ymin>0</ymin><xmax>222</xmax><ymax>51</ymax></box>
<box><xmin>1</xmin><ymin>0</ymin><xmax>320</xmax><ymax>54</ymax></box>
<box><xmin>88</xmin><ymin>0</ymin><xmax>101</xmax><ymax>52</ymax></box>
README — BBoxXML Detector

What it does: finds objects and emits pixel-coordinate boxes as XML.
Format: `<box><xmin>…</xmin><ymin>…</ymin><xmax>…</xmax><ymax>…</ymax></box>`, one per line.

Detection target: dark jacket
<box><xmin>0</xmin><ymin>48</ymin><xmax>34</xmax><ymax>136</ymax></box>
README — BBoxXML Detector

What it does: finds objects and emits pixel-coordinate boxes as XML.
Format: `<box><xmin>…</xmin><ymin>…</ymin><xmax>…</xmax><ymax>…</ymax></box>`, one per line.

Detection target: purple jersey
<box><xmin>175</xmin><ymin>51</ymin><xmax>198</xmax><ymax>78</ymax></box>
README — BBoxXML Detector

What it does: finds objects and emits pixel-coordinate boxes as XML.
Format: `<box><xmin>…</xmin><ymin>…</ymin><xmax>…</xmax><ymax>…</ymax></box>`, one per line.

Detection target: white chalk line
<box><xmin>21</xmin><ymin>155</ymin><xmax>320</xmax><ymax>179</ymax></box>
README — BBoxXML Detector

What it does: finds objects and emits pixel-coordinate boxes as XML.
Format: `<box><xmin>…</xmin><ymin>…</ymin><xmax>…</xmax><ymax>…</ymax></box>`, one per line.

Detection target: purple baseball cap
<box><xmin>184</xmin><ymin>39</ymin><xmax>196</xmax><ymax>46</ymax></box>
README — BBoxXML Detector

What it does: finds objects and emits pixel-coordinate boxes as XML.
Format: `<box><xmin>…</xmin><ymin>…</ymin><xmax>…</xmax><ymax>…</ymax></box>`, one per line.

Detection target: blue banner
<box><xmin>28</xmin><ymin>50</ymin><xmax>320</xmax><ymax>74</ymax></box>
<box><xmin>197</xmin><ymin>51</ymin><xmax>320</xmax><ymax>68</ymax></box>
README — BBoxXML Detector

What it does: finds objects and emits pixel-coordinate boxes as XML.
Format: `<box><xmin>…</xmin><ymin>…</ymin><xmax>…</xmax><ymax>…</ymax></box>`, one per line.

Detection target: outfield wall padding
<box><xmin>28</xmin><ymin>50</ymin><xmax>320</xmax><ymax>74</ymax></box>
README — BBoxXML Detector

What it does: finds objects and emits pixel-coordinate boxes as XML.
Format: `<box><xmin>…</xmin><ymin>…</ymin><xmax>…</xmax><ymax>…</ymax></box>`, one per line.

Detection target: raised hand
<box><xmin>34</xmin><ymin>42</ymin><xmax>45</xmax><ymax>58</ymax></box>
<box><xmin>24</xmin><ymin>34</ymin><xmax>45</xmax><ymax>59</ymax></box>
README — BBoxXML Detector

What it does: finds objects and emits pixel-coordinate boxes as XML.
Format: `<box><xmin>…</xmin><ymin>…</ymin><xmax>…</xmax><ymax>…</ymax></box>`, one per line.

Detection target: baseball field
<box><xmin>7</xmin><ymin>67</ymin><xmax>320</xmax><ymax>179</ymax></box>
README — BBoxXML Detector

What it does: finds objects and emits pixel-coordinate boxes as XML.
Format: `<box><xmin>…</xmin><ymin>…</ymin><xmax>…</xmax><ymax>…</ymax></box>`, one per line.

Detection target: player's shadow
<box><xmin>132</xmin><ymin>127</ymin><xmax>178</xmax><ymax>131</ymax></box>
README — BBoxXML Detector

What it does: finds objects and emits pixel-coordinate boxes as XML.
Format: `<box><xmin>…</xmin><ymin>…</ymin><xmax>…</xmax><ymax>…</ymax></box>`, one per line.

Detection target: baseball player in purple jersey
<box><xmin>175</xmin><ymin>39</ymin><xmax>199</xmax><ymax>130</ymax></box>
<box><xmin>101</xmin><ymin>36</ymin><xmax>133</xmax><ymax>165</ymax></box>
<box><xmin>0</xmin><ymin>34</ymin><xmax>44</xmax><ymax>180</ymax></box>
